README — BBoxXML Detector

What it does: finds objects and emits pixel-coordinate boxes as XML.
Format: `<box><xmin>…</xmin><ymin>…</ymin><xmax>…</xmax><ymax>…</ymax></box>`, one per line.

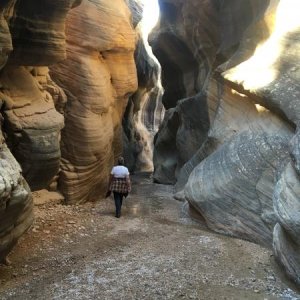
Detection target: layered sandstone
<box><xmin>0</xmin><ymin>0</ymin><xmax>81</xmax><ymax>261</ymax></box>
<box><xmin>9</xmin><ymin>0</ymin><xmax>82</xmax><ymax>65</ymax></box>
<box><xmin>50</xmin><ymin>0</ymin><xmax>138</xmax><ymax>203</ymax></box>
<box><xmin>152</xmin><ymin>0</ymin><xmax>300</xmax><ymax>286</ymax></box>
<box><xmin>0</xmin><ymin>66</ymin><xmax>64</xmax><ymax>190</ymax></box>
<box><xmin>0</xmin><ymin>0</ymin><xmax>151</xmax><ymax>261</ymax></box>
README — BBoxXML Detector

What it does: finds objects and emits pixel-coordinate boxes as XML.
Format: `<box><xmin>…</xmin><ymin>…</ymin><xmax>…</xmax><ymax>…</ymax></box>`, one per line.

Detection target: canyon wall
<box><xmin>1</xmin><ymin>0</ymin><xmax>298</xmax><ymax>288</ymax></box>
<box><xmin>0</xmin><ymin>0</ymin><xmax>158</xmax><ymax>260</ymax></box>
<box><xmin>1</xmin><ymin>0</ymin><xmax>153</xmax><ymax>258</ymax></box>
<box><xmin>0</xmin><ymin>0</ymin><xmax>82</xmax><ymax>262</ymax></box>
<box><xmin>152</xmin><ymin>0</ymin><xmax>300</xmax><ymax>286</ymax></box>
<box><xmin>124</xmin><ymin>33</ymin><xmax>163</xmax><ymax>172</ymax></box>
<box><xmin>0</xmin><ymin>0</ymin><xmax>159</xmax><ymax>260</ymax></box>
<box><xmin>50</xmin><ymin>0</ymin><xmax>141</xmax><ymax>203</ymax></box>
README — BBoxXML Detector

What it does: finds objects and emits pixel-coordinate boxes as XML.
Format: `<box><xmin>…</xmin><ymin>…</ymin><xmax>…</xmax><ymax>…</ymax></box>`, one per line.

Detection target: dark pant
<box><xmin>113</xmin><ymin>192</ymin><xmax>124</xmax><ymax>217</ymax></box>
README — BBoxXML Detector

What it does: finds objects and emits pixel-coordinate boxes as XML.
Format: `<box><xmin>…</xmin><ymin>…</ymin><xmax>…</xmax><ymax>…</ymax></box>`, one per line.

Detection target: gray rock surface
<box><xmin>0</xmin><ymin>129</ymin><xmax>33</xmax><ymax>262</ymax></box>
<box><xmin>185</xmin><ymin>129</ymin><xmax>290</xmax><ymax>246</ymax></box>
<box><xmin>153</xmin><ymin>0</ymin><xmax>300</xmax><ymax>287</ymax></box>
<box><xmin>273</xmin><ymin>160</ymin><xmax>300</xmax><ymax>286</ymax></box>
<box><xmin>153</xmin><ymin>93</ymin><xmax>210</xmax><ymax>184</ymax></box>
<box><xmin>222</xmin><ymin>2</ymin><xmax>300</xmax><ymax>287</ymax></box>
<box><xmin>150</xmin><ymin>0</ymin><xmax>271</xmax><ymax>184</ymax></box>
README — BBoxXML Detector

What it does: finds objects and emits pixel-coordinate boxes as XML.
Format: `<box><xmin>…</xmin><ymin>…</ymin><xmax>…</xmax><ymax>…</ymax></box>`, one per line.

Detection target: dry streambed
<box><xmin>0</xmin><ymin>175</ymin><xmax>299</xmax><ymax>300</ymax></box>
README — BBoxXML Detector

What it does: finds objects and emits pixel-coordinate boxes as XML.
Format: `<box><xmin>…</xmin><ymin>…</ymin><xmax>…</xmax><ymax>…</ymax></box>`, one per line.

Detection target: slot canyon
<box><xmin>0</xmin><ymin>0</ymin><xmax>300</xmax><ymax>299</ymax></box>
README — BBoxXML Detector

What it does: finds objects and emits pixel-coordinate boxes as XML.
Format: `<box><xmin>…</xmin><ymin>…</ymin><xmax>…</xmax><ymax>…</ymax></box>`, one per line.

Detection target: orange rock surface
<box><xmin>51</xmin><ymin>0</ymin><xmax>138</xmax><ymax>203</ymax></box>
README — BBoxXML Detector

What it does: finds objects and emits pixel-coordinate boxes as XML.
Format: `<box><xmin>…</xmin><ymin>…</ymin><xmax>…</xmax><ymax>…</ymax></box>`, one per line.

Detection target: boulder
<box><xmin>0</xmin><ymin>128</ymin><xmax>33</xmax><ymax>262</ymax></box>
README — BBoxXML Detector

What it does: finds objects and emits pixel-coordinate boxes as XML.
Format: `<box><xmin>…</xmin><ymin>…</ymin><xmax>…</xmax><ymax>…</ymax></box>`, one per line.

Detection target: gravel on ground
<box><xmin>0</xmin><ymin>174</ymin><xmax>299</xmax><ymax>300</ymax></box>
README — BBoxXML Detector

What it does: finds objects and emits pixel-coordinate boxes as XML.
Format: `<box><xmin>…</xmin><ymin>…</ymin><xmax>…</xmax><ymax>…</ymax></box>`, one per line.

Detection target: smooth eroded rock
<box><xmin>0</xmin><ymin>66</ymin><xmax>64</xmax><ymax>190</ymax></box>
<box><xmin>50</xmin><ymin>0</ymin><xmax>138</xmax><ymax>203</ymax></box>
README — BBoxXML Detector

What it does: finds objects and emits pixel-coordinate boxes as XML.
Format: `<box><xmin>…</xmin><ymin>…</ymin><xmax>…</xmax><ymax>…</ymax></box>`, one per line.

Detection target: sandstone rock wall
<box><xmin>50</xmin><ymin>0</ymin><xmax>139</xmax><ymax>203</ymax></box>
<box><xmin>0</xmin><ymin>0</ymin><xmax>81</xmax><ymax>261</ymax></box>
<box><xmin>0</xmin><ymin>0</ymin><xmax>149</xmax><ymax>260</ymax></box>
<box><xmin>152</xmin><ymin>0</ymin><xmax>300</xmax><ymax>286</ymax></box>
<box><xmin>9</xmin><ymin>0</ymin><xmax>82</xmax><ymax>65</ymax></box>
<box><xmin>1</xmin><ymin>66</ymin><xmax>64</xmax><ymax>190</ymax></box>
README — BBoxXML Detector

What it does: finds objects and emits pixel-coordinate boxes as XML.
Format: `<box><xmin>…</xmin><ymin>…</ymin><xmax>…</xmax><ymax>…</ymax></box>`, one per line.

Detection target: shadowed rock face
<box><xmin>222</xmin><ymin>2</ymin><xmax>300</xmax><ymax>286</ymax></box>
<box><xmin>0</xmin><ymin>132</ymin><xmax>33</xmax><ymax>261</ymax></box>
<box><xmin>153</xmin><ymin>93</ymin><xmax>210</xmax><ymax>184</ymax></box>
<box><xmin>152</xmin><ymin>0</ymin><xmax>300</xmax><ymax>286</ymax></box>
<box><xmin>50</xmin><ymin>0</ymin><xmax>138</xmax><ymax>203</ymax></box>
<box><xmin>0</xmin><ymin>66</ymin><xmax>64</xmax><ymax>190</ymax></box>
<box><xmin>182</xmin><ymin>80</ymin><xmax>293</xmax><ymax>247</ymax></box>
<box><xmin>0</xmin><ymin>0</ymin><xmax>80</xmax><ymax>261</ymax></box>
<box><xmin>151</xmin><ymin>0</ymin><xmax>270</xmax><ymax>110</ymax></box>
<box><xmin>9</xmin><ymin>0</ymin><xmax>82</xmax><ymax>65</ymax></box>
<box><xmin>124</xmin><ymin>36</ymin><xmax>162</xmax><ymax>172</ymax></box>
<box><xmin>273</xmin><ymin>160</ymin><xmax>300</xmax><ymax>286</ymax></box>
<box><xmin>0</xmin><ymin>1</ymin><xmax>13</xmax><ymax>69</ymax></box>
<box><xmin>0</xmin><ymin>0</ymin><xmax>81</xmax><ymax>191</ymax></box>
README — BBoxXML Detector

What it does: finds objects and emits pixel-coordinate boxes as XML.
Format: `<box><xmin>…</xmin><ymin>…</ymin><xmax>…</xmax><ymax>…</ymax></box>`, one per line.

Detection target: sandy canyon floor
<box><xmin>0</xmin><ymin>174</ymin><xmax>299</xmax><ymax>300</ymax></box>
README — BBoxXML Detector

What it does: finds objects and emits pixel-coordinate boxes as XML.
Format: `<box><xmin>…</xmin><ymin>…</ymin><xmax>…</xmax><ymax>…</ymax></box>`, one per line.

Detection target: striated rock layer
<box><xmin>0</xmin><ymin>66</ymin><xmax>64</xmax><ymax>190</ymax></box>
<box><xmin>152</xmin><ymin>0</ymin><xmax>300</xmax><ymax>286</ymax></box>
<box><xmin>9</xmin><ymin>0</ymin><xmax>82</xmax><ymax>65</ymax></box>
<box><xmin>0</xmin><ymin>0</ymin><xmax>81</xmax><ymax>261</ymax></box>
<box><xmin>50</xmin><ymin>0</ymin><xmax>138</xmax><ymax>203</ymax></box>
<box><xmin>222</xmin><ymin>0</ymin><xmax>300</xmax><ymax>285</ymax></box>
<box><xmin>184</xmin><ymin>81</ymin><xmax>293</xmax><ymax>246</ymax></box>
<box><xmin>151</xmin><ymin>0</ymin><xmax>271</xmax><ymax>183</ymax></box>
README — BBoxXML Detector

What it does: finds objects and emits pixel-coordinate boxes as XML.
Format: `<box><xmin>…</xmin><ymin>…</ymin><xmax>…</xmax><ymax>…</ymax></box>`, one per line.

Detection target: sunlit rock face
<box><xmin>124</xmin><ymin>32</ymin><xmax>163</xmax><ymax>172</ymax></box>
<box><xmin>222</xmin><ymin>0</ymin><xmax>300</xmax><ymax>286</ymax></box>
<box><xmin>122</xmin><ymin>1</ymin><xmax>161</xmax><ymax>172</ymax></box>
<box><xmin>152</xmin><ymin>0</ymin><xmax>300</xmax><ymax>285</ymax></box>
<box><xmin>50</xmin><ymin>0</ymin><xmax>138</xmax><ymax>203</ymax></box>
<box><xmin>151</xmin><ymin>0</ymin><xmax>271</xmax><ymax>183</ymax></box>
<box><xmin>0</xmin><ymin>0</ymin><xmax>80</xmax><ymax>261</ymax></box>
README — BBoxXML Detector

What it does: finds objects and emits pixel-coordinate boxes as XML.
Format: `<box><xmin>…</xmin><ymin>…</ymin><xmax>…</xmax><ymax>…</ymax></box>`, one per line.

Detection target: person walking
<box><xmin>108</xmin><ymin>157</ymin><xmax>131</xmax><ymax>218</ymax></box>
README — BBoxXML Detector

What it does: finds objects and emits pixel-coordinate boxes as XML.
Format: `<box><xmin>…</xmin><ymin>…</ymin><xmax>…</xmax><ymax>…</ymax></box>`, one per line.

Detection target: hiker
<box><xmin>108</xmin><ymin>157</ymin><xmax>131</xmax><ymax>218</ymax></box>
